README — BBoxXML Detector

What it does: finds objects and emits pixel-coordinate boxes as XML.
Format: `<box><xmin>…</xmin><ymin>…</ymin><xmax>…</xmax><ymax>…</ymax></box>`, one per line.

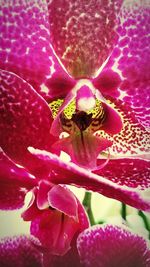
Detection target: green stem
<box><xmin>83</xmin><ymin>192</ymin><xmax>95</xmax><ymax>226</ymax></box>
<box><xmin>138</xmin><ymin>210</ymin><xmax>150</xmax><ymax>239</ymax></box>
<box><xmin>121</xmin><ymin>203</ymin><xmax>127</xmax><ymax>220</ymax></box>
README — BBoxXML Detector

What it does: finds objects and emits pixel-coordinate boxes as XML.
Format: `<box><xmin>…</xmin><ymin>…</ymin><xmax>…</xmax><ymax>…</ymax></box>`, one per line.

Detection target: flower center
<box><xmin>50</xmin><ymin>98</ymin><xmax>110</xmax><ymax>170</ymax></box>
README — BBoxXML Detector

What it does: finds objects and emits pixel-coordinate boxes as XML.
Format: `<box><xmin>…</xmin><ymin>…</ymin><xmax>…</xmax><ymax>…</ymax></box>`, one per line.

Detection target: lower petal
<box><xmin>0</xmin><ymin>235</ymin><xmax>43</xmax><ymax>267</ymax></box>
<box><xmin>77</xmin><ymin>225</ymin><xmax>150</xmax><ymax>267</ymax></box>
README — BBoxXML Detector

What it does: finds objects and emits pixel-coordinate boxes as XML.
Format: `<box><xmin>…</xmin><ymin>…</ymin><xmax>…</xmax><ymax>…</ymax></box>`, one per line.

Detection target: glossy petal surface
<box><xmin>0</xmin><ymin>70</ymin><xmax>55</xmax><ymax>172</ymax></box>
<box><xmin>48</xmin><ymin>0</ymin><xmax>123</xmax><ymax>77</ymax></box>
<box><xmin>0</xmin><ymin>0</ymin><xmax>75</xmax><ymax>101</ymax></box>
<box><xmin>48</xmin><ymin>185</ymin><xmax>78</xmax><ymax>219</ymax></box>
<box><xmin>0</xmin><ymin>235</ymin><xmax>42</xmax><ymax>267</ymax></box>
<box><xmin>0</xmin><ymin>149</ymin><xmax>36</xmax><ymax>210</ymax></box>
<box><xmin>28</xmin><ymin>148</ymin><xmax>150</xmax><ymax>211</ymax></box>
<box><xmin>77</xmin><ymin>225</ymin><xmax>150</xmax><ymax>267</ymax></box>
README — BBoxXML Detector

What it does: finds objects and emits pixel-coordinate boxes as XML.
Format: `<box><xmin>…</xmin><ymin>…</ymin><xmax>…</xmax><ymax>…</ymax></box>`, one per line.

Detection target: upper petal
<box><xmin>0</xmin><ymin>70</ymin><xmax>55</xmax><ymax>173</ymax></box>
<box><xmin>0</xmin><ymin>235</ymin><xmax>43</xmax><ymax>267</ymax></box>
<box><xmin>48</xmin><ymin>0</ymin><xmax>123</xmax><ymax>77</ymax></box>
<box><xmin>95</xmin><ymin>0</ymin><xmax>150</xmax><ymax>129</ymax></box>
<box><xmin>0</xmin><ymin>0</ymin><xmax>75</xmax><ymax>101</ymax></box>
<box><xmin>77</xmin><ymin>224</ymin><xmax>150</xmax><ymax>267</ymax></box>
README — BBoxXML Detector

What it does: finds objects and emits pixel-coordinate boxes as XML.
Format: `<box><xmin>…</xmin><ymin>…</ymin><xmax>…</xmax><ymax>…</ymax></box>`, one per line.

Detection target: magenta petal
<box><xmin>31</xmin><ymin>210</ymin><xmax>77</xmax><ymax>255</ymax></box>
<box><xmin>37</xmin><ymin>180</ymin><xmax>52</xmax><ymax>210</ymax></box>
<box><xmin>77</xmin><ymin>225</ymin><xmax>150</xmax><ymax>267</ymax></box>
<box><xmin>0</xmin><ymin>148</ymin><xmax>36</xmax><ymax>189</ymax></box>
<box><xmin>0</xmin><ymin>148</ymin><xmax>36</xmax><ymax>210</ymax></box>
<box><xmin>48</xmin><ymin>0</ymin><xmax>123</xmax><ymax>77</ymax></box>
<box><xmin>48</xmin><ymin>185</ymin><xmax>78</xmax><ymax>219</ymax></box>
<box><xmin>100</xmin><ymin>1</ymin><xmax>150</xmax><ymax>129</ymax></box>
<box><xmin>0</xmin><ymin>0</ymin><xmax>75</xmax><ymax>101</ymax></box>
<box><xmin>96</xmin><ymin>158</ymin><xmax>150</xmax><ymax>189</ymax></box>
<box><xmin>0</xmin><ymin>235</ymin><xmax>42</xmax><ymax>267</ymax></box>
<box><xmin>0</xmin><ymin>70</ymin><xmax>55</xmax><ymax>172</ymax></box>
<box><xmin>101</xmin><ymin>102</ymin><xmax>123</xmax><ymax>134</ymax></box>
<box><xmin>28</xmin><ymin>148</ymin><xmax>150</xmax><ymax>211</ymax></box>
<box><xmin>99</xmin><ymin>99</ymin><xmax>150</xmax><ymax>156</ymax></box>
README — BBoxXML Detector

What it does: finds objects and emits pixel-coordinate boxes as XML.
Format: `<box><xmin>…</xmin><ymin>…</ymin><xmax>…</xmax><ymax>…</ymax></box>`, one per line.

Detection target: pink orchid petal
<box><xmin>37</xmin><ymin>180</ymin><xmax>52</xmax><ymax>210</ymax></box>
<box><xmin>0</xmin><ymin>184</ymin><xmax>26</xmax><ymax>210</ymax></box>
<box><xmin>97</xmin><ymin>99</ymin><xmax>150</xmax><ymax>156</ymax></box>
<box><xmin>31</xmin><ymin>210</ymin><xmax>62</xmax><ymax>253</ymax></box>
<box><xmin>0</xmin><ymin>235</ymin><xmax>42</xmax><ymax>267</ymax></box>
<box><xmin>96</xmin><ymin>158</ymin><xmax>150</xmax><ymax>189</ymax></box>
<box><xmin>22</xmin><ymin>189</ymin><xmax>43</xmax><ymax>221</ymax></box>
<box><xmin>43</xmin><ymin>202</ymin><xmax>89</xmax><ymax>266</ymax></box>
<box><xmin>77</xmin><ymin>225</ymin><xmax>150</xmax><ymax>267</ymax></box>
<box><xmin>0</xmin><ymin>70</ymin><xmax>56</xmax><ymax>173</ymax></box>
<box><xmin>48</xmin><ymin>185</ymin><xmax>78</xmax><ymax>219</ymax></box>
<box><xmin>0</xmin><ymin>148</ymin><xmax>36</xmax><ymax>189</ymax></box>
<box><xmin>101</xmin><ymin>102</ymin><xmax>123</xmax><ymax>134</ymax></box>
<box><xmin>48</xmin><ymin>0</ymin><xmax>123</xmax><ymax>77</ymax></box>
<box><xmin>0</xmin><ymin>0</ymin><xmax>75</xmax><ymax>101</ymax></box>
<box><xmin>53</xmin><ymin>215</ymin><xmax>80</xmax><ymax>256</ymax></box>
<box><xmin>0</xmin><ymin>148</ymin><xmax>36</xmax><ymax>210</ymax></box>
<box><xmin>96</xmin><ymin>1</ymin><xmax>150</xmax><ymax>129</ymax></box>
<box><xmin>30</xmin><ymin>210</ymin><xmax>79</xmax><ymax>256</ymax></box>
<box><xmin>28</xmin><ymin>148</ymin><xmax>150</xmax><ymax>211</ymax></box>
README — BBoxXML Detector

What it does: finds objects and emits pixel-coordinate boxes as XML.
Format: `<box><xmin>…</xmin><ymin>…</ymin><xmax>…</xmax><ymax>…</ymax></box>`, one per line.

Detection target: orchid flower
<box><xmin>0</xmin><ymin>0</ymin><xmax>149</xmax><ymax>210</ymax></box>
<box><xmin>0</xmin><ymin>225</ymin><xmax>150</xmax><ymax>267</ymax></box>
<box><xmin>0</xmin><ymin>0</ymin><xmax>150</xmax><ymax>261</ymax></box>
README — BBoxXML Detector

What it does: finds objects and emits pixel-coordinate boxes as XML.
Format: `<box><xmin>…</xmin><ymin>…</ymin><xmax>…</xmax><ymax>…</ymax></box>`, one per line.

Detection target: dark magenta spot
<box><xmin>93</xmin><ymin>69</ymin><xmax>121</xmax><ymax>94</ymax></box>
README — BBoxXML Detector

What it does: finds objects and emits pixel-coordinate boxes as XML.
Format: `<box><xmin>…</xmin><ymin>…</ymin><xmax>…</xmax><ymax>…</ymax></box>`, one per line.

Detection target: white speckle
<box><xmin>95</xmin><ymin>13</ymin><xmax>100</xmax><ymax>18</ymax></box>
<box><xmin>40</xmin><ymin>84</ymin><xmax>49</xmax><ymax>94</ymax></box>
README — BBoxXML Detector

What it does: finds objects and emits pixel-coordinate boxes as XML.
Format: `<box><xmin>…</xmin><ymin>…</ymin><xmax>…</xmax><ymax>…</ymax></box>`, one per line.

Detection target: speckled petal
<box><xmin>96</xmin><ymin>157</ymin><xmax>150</xmax><ymax>189</ymax></box>
<box><xmin>47</xmin><ymin>0</ymin><xmax>123</xmax><ymax>78</ymax></box>
<box><xmin>0</xmin><ymin>235</ymin><xmax>43</xmax><ymax>267</ymax></box>
<box><xmin>98</xmin><ymin>99</ymin><xmax>150</xmax><ymax>156</ymax></box>
<box><xmin>0</xmin><ymin>148</ymin><xmax>36</xmax><ymax>210</ymax></box>
<box><xmin>28</xmin><ymin>148</ymin><xmax>150</xmax><ymax>211</ymax></box>
<box><xmin>77</xmin><ymin>225</ymin><xmax>150</xmax><ymax>267</ymax></box>
<box><xmin>0</xmin><ymin>70</ymin><xmax>55</xmax><ymax>172</ymax></box>
<box><xmin>95</xmin><ymin>0</ymin><xmax>150</xmax><ymax>129</ymax></box>
<box><xmin>0</xmin><ymin>0</ymin><xmax>75</xmax><ymax>101</ymax></box>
